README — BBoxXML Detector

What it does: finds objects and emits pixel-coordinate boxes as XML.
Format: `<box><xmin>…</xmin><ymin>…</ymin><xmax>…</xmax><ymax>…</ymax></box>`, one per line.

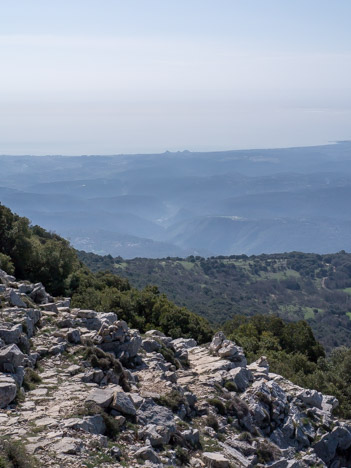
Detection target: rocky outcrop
<box><xmin>1</xmin><ymin>268</ymin><xmax>351</xmax><ymax>467</ymax></box>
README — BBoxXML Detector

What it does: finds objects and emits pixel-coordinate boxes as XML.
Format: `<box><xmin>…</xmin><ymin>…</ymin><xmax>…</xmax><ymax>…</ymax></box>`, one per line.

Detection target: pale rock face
<box><xmin>0</xmin><ymin>344</ymin><xmax>26</xmax><ymax>372</ymax></box>
<box><xmin>225</xmin><ymin>367</ymin><xmax>253</xmax><ymax>392</ymax></box>
<box><xmin>9</xmin><ymin>290</ymin><xmax>27</xmax><ymax>308</ymax></box>
<box><xmin>0</xmin><ymin>324</ymin><xmax>22</xmax><ymax>345</ymax></box>
<box><xmin>142</xmin><ymin>337</ymin><xmax>161</xmax><ymax>353</ymax></box>
<box><xmin>52</xmin><ymin>437</ymin><xmax>83</xmax><ymax>455</ymax></box>
<box><xmin>137</xmin><ymin>400</ymin><xmax>176</xmax><ymax>446</ymax></box>
<box><xmin>202</xmin><ymin>452</ymin><xmax>230</xmax><ymax>468</ymax></box>
<box><xmin>210</xmin><ymin>331</ymin><xmax>226</xmax><ymax>353</ymax></box>
<box><xmin>145</xmin><ymin>329</ymin><xmax>165</xmax><ymax>337</ymax></box>
<box><xmin>29</xmin><ymin>284</ymin><xmax>50</xmax><ymax>304</ymax></box>
<box><xmin>172</xmin><ymin>337</ymin><xmax>197</xmax><ymax>349</ymax></box>
<box><xmin>182</xmin><ymin>428</ymin><xmax>200</xmax><ymax>446</ymax></box>
<box><xmin>111</xmin><ymin>388</ymin><xmax>136</xmax><ymax>416</ymax></box>
<box><xmin>210</xmin><ymin>332</ymin><xmax>247</xmax><ymax>367</ymax></box>
<box><xmin>0</xmin><ymin>374</ymin><xmax>17</xmax><ymax>408</ymax></box>
<box><xmin>313</xmin><ymin>425</ymin><xmax>351</xmax><ymax>463</ymax></box>
<box><xmin>297</xmin><ymin>389</ymin><xmax>323</xmax><ymax>409</ymax></box>
<box><xmin>0</xmin><ymin>269</ymin><xmax>16</xmax><ymax>284</ymax></box>
<box><xmin>134</xmin><ymin>445</ymin><xmax>161</xmax><ymax>463</ymax></box>
<box><xmin>97</xmin><ymin>320</ymin><xmax>142</xmax><ymax>362</ymax></box>
<box><xmin>86</xmin><ymin>387</ymin><xmax>115</xmax><ymax>408</ymax></box>
<box><xmin>64</xmin><ymin>415</ymin><xmax>106</xmax><ymax>435</ymax></box>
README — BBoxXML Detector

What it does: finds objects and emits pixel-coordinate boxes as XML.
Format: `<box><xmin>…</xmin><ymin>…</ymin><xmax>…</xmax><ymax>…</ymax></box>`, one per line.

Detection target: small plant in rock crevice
<box><xmin>23</xmin><ymin>369</ymin><xmax>42</xmax><ymax>391</ymax></box>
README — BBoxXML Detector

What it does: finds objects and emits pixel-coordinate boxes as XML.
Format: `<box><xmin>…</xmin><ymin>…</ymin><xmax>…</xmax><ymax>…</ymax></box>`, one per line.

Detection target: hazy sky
<box><xmin>1</xmin><ymin>0</ymin><xmax>351</xmax><ymax>155</ymax></box>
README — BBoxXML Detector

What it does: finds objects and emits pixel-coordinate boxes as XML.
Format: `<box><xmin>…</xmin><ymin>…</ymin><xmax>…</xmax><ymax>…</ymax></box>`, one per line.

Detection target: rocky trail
<box><xmin>1</xmin><ymin>268</ymin><xmax>351</xmax><ymax>467</ymax></box>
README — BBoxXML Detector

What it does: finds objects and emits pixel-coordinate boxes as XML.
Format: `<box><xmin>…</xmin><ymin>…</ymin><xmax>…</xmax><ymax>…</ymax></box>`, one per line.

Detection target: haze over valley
<box><xmin>1</xmin><ymin>141</ymin><xmax>351</xmax><ymax>258</ymax></box>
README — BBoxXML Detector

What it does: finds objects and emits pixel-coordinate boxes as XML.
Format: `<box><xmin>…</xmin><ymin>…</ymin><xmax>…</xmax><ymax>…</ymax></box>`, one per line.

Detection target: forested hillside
<box><xmin>78</xmin><ymin>251</ymin><xmax>351</xmax><ymax>351</ymax></box>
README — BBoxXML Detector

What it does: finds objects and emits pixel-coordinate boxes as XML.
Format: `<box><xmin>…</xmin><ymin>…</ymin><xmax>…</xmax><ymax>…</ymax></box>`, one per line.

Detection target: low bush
<box><xmin>208</xmin><ymin>398</ymin><xmax>226</xmax><ymax>415</ymax></box>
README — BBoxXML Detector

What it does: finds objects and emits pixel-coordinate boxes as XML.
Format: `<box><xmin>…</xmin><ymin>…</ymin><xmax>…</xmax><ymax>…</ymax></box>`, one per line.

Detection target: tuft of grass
<box><xmin>224</xmin><ymin>381</ymin><xmax>237</xmax><ymax>392</ymax></box>
<box><xmin>226</xmin><ymin>396</ymin><xmax>249</xmax><ymax>420</ymax></box>
<box><xmin>158</xmin><ymin>346</ymin><xmax>179</xmax><ymax>369</ymax></box>
<box><xmin>0</xmin><ymin>438</ymin><xmax>40</xmax><ymax>467</ymax></box>
<box><xmin>256</xmin><ymin>440</ymin><xmax>280</xmax><ymax>464</ymax></box>
<box><xmin>23</xmin><ymin>369</ymin><xmax>42</xmax><ymax>391</ymax></box>
<box><xmin>83</xmin><ymin>452</ymin><xmax>116</xmax><ymax>468</ymax></box>
<box><xmin>157</xmin><ymin>390</ymin><xmax>186</xmax><ymax>413</ymax></box>
<box><xmin>238</xmin><ymin>431</ymin><xmax>252</xmax><ymax>442</ymax></box>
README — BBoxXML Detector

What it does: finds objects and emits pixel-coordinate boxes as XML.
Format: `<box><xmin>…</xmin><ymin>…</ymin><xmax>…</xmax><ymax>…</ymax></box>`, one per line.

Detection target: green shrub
<box><xmin>208</xmin><ymin>398</ymin><xmax>226</xmax><ymax>415</ymax></box>
<box><xmin>158</xmin><ymin>390</ymin><xmax>186</xmax><ymax>413</ymax></box>
<box><xmin>224</xmin><ymin>381</ymin><xmax>237</xmax><ymax>392</ymax></box>
<box><xmin>205</xmin><ymin>414</ymin><xmax>219</xmax><ymax>431</ymax></box>
<box><xmin>226</xmin><ymin>396</ymin><xmax>249</xmax><ymax>420</ymax></box>
<box><xmin>175</xmin><ymin>446</ymin><xmax>190</xmax><ymax>465</ymax></box>
<box><xmin>0</xmin><ymin>254</ymin><xmax>15</xmax><ymax>275</ymax></box>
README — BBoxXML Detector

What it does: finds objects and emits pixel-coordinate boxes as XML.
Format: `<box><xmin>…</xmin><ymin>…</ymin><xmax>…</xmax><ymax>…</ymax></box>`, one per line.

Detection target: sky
<box><xmin>0</xmin><ymin>0</ymin><xmax>351</xmax><ymax>155</ymax></box>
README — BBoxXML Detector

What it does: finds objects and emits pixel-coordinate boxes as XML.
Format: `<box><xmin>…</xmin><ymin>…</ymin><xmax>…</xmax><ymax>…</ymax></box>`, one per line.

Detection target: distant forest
<box><xmin>78</xmin><ymin>250</ymin><xmax>351</xmax><ymax>352</ymax></box>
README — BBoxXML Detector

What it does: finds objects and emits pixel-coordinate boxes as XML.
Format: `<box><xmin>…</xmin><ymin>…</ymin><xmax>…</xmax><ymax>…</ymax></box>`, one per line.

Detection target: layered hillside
<box><xmin>2</xmin><ymin>142</ymin><xmax>351</xmax><ymax>257</ymax></box>
<box><xmin>1</xmin><ymin>268</ymin><xmax>351</xmax><ymax>467</ymax></box>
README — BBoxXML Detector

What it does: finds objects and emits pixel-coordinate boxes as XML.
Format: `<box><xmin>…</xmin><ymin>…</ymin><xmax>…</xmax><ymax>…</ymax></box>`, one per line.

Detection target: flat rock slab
<box><xmin>203</xmin><ymin>452</ymin><xmax>230</xmax><ymax>468</ymax></box>
<box><xmin>30</xmin><ymin>388</ymin><xmax>48</xmax><ymax>396</ymax></box>
<box><xmin>86</xmin><ymin>387</ymin><xmax>115</xmax><ymax>408</ymax></box>
<box><xmin>52</xmin><ymin>437</ymin><xmax>82</xmax><ymax>455</ymax></box>
<box><xmin>35</xmin><ymin>417</ymin><xmax>58</xmax><ymax>428</ymax></box>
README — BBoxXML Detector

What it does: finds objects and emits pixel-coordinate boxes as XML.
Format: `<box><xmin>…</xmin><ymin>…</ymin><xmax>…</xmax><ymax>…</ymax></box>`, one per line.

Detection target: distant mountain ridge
<box><xmin>1</xmin><ymin>141</ymin><xmax>351</xmax><ymax>257</ymax></box>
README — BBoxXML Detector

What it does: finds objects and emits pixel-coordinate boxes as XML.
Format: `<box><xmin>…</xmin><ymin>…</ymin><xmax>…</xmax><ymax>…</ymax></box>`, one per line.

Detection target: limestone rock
<box><xmin>0</xmin><ymin>344</ymin><xmax>26</xmax><ymax>372</ymax></box>
<box><xmin>172</xmin><ymin>337</ymin><xmax>197</xmax><ymax>349</ymax></box>
<box><xmin>66</xmin><ymin>328</ymin><xmax>81</xmax><ymax>344</ymax></box>
<box><xmin>210</xmin><ymin>332</ymin><xmax>226</xmax><ymax>353</ymax></box>
<box><xmin>203</xmin><ymin>452</ymin><xmax>230</xmax><ymax>468</ymax></box>
<box><xmin>225</xmin><ymin>367</ymin><xmax>253</xmax><ymax>392</ymax></box>
<box><xmin>64</xmin><ymin>415</ymin><xmax>106</xmax><ymax>435</ymax></box>
<box><xmin>52</xmin><ymin>437</ymin><xmax>82</xmax><ymax>455</ymax></box>
<box><xmin>313</xmin><ymin>425</ymin><xmax>351</xmax><ymax>463</ymax></box>
<box><xmin>142</xmin><ymin>338</ymin><xmax>161</xmax><ymax>353</ymax></box>
<box><xmin>9</xmin><ymin>290</ymin><xmax>27</xmax><ymax>308</ymax></box>
<box><xmin>0</xmin><ymin>324</ymin><xmax>22</xmax><ymax>344</ymax></box>
<box><xmin>297</xmin><ymin>389</ymin><xmax>323</xmax><ymax>409</ymax></box>
<box><xmin>86</xmin><ymin>387</ymin><xmax>115</xmax><ymax>408</ymax></box>
<box><xmin>0</xmin><ymin>374</ymin><xmax>17</xmax><ymax>408</ymax></box>
<box><xmin>134</xmin><ymin>445</ymin><xmax>161</xmax><ymax>463</ymax></box>
<box><xmin>145</xmin><ymin>329</ymin><xmax>165</xmax><ymax>337</ymax></box>
<box><xmin>137</xmin><ymin>400</ymin><xmax>176</xmax><ymax>445</ymax></box>
<box><xmin>29</xmin><ymin>284</ymin><xmax>50</xmax><ymax>304</ymax></box>
<box><xmin>111</xmin><ymin>389</ymin><xmax>136</xmax><ymax>416</ymax></box>
<box><xmin>182</xmin><ymin>428</ymin><xmax>200</xmax><ymax>446</ymax></box>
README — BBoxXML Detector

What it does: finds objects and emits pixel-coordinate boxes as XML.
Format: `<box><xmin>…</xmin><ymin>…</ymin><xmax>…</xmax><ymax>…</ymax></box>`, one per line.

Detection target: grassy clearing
<box><xmin>177</xmin><ymin>261</ymin><xmax>196</xmax><ymax>271</ymax></box>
